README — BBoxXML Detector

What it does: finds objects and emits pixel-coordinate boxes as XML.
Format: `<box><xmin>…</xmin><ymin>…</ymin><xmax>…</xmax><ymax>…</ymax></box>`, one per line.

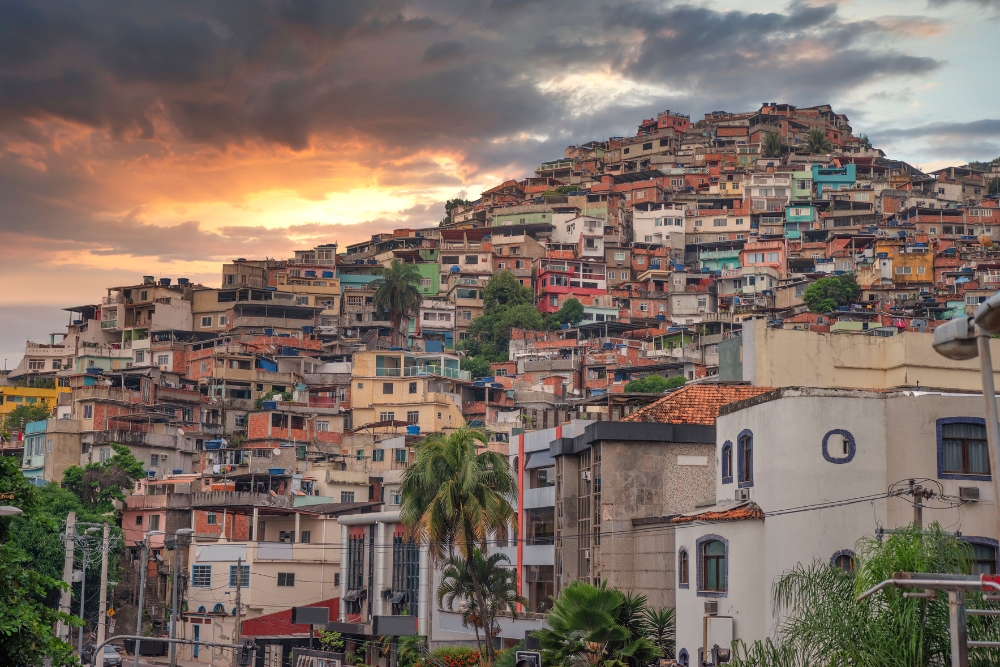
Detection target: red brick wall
<box><xmin>248</xmin><ymin>413</ymin><xmax>270</xmax><ymax>440</ymax></box>
<box><xmin>194</xmin><ymin>510</ymin><xmax>250</xmax><ymax>540</ymax></box>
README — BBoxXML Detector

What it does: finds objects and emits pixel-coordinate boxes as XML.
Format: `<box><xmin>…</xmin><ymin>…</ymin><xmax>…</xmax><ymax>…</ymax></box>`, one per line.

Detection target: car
<box><xmin>81</xmin><ymin>643</ymin><xmax>123</xmax><ymax>666</ymax></box>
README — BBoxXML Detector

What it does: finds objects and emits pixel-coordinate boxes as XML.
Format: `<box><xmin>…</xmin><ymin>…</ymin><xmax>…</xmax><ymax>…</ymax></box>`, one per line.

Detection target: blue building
<box><xmin>784</xmin><ymin>204</ymin><xmax>817</xmax><ymax>239</ymax></box>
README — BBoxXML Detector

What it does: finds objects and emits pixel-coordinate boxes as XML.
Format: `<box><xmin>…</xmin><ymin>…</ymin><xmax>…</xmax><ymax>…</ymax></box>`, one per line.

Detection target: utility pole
<box><xmin>913</xmin><ymin>481</ymin><xmax>924</xmax><ymax>529</ymax></box>
<box><xmin>79</xmin><ymin>540</ymin><xmax>90</xmax><ymax>658</ymax></box>
<box><xmin>170</xmin><ymin>528</ymin><xmax>194</xmax><ymax>667</ymax></box>
<box><xmin>233</xmin><ymin>556</ymin><xmax>242</xmax><ymax>667</ymax></box>
<box><xmin>134</xmin><ymin>539</ymin><xmax>149</xmax><ymax>667</ymax></box>
<box><xmin>96</xmin><ymin>524</ymin><xmax>110</xmax><ymax>667</ymax></box>
<box><xmin>58</xmin><ymin>511</ymin><xmax>76</xmax><ymax>641</ymax></box>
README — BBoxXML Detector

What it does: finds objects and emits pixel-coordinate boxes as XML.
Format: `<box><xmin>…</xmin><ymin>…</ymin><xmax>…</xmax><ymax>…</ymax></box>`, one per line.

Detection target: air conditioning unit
<box><xmin>704</xmin><ymin>600</ymin><xmax>719</xmax><ymax>616</ymax></box>
<box><xmin>735</xmin><ymin>488</ymin><xmax>750</xmax><ymax>501</ymax></box>
<box><xmin>583</xmin><ymin>549</ymin><xmax>591</xmax><ymax>560</ymax></box>
<box><xmin>582</xmin><ymin>470</ymin><xmax>592</xmax><ymax>481</ymax></box>
<box><xmin>959</xmin><ymin>487</ymin><xmax>980</xmax><ymax>502</ymax></box>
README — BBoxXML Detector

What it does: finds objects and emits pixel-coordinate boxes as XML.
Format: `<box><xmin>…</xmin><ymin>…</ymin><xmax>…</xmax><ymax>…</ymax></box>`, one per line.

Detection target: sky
<box><xmin>1</xmin><ymin>0</ymin><xmax>999</xmax><ymax>365</ymax></box>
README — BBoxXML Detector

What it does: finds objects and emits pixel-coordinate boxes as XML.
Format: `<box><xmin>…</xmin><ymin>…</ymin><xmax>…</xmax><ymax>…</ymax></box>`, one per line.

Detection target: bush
<box><xmin>494</xmin><ymin>641</ymin><xmax>523</xmax><ymax>667</ymax></box>
<box><xmin>623</xmin><ymin>375</ymin><xmax>685</xmax><ymax>393</ymax></box>
<box><xmin>414</xmin><ymin>646</ymin><xmax>481</xmax><ymax>667</ymax></box>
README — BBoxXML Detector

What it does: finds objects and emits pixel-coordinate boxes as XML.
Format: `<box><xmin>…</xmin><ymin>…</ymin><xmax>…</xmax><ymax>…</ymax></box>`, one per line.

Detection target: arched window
<box><xmin>212</xmin><ymin>603</ymin><xmax>226</xmax><ymax>614</ymax></box>
<box><xmin>830</xmin><ymin>550</ymin><xmax>856</xmax><ymax>573</ymax></box>
<box><xmin>962</xmin><ymin>537</ymin><xmax>999</xmax><ymax>575</ymax></box>
<box><xmin>701</xmin><ymin>540</ymin><xmax>727</xmax><ymax>592</ymax></box>
<box><xmin>678</xmin><ymin>649</ymin><xmax>689</xmax><ymax>666</ymax></box>
<box><xmin>737</xmin><ymin>430</ymin><xmax>753</xmax><ymax>488</ymax></box>
<box><xmin>197</xmin><ymin>606</ymin><xmax>206</xmax><ymax>613</ymax></box>
<box><xmin>678</xmin><ymin>549</ymin><xmax>689</xmax><ymax>587</ymax></box>
<box><xmin>721</xmin><ymin>441</ymin><xmax>733</xmax><ymax>484</ymax></box>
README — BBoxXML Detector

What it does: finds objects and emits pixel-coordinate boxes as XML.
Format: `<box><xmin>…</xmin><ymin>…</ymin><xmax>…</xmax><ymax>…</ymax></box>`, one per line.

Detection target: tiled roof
<box><xmin>620</xmin><ymin>383</ymin><xmax>775</xmax><ymax>425</ymax></box>
<box><xmin>671</xmin><ymin>501</ymin><xmax>764</xmax><ymax>523</ymax></box>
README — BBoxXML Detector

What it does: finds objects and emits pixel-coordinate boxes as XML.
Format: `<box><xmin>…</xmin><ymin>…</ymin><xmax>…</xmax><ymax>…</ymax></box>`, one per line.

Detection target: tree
<box><xmin>482</xmin><ymin>271</ymin><xmax>534</xmax><ymax>311</ymax></box>
<box><xmin>761</xmin><ymin>132</ymin><xmax>785</xmax><ymax>159</ymax></box>
<box><xmin>803</xmin><ymin>274</ymin><xmax>860</xmax><ymax>313</ymax></box>
<box><xmin>0</xmin><ymin>455</ymin><xmax>81</xmax><ymax>666</ymax></box>
<box><xmin>804</xmin><ymin>129</ymin><xmax>832</xmax><ymax>155</ymax></box>
<box><xmin>62</xmin><ymin>443</ymin><xmax>146</xmax><ymax>511</ymax></box>
<box><xmin>642</xmin><ymin>608</ymin><xmax>675</xmax><ymax>660</ymax></box>
<box><xmin>317</xmin><ymin>630</ymin><xmax>345</xmax><ymax>652</ymax></box>
<box><xmin>438</xmin><ymin>550</ymin><xmax>526</xmax><ymax>656</ymax></box>
<box><xmin>545</xmin><ymin>298</ymin><xmax>585</xmax><ymax>329</ymax></box>
<box><xmin>371</xmin><ymin>259</ymin><xmax>424</xmax><ymax>346</ymax></box>
<box><xmin>400</xmin><ymin>428</ymin><xmax>517</xmax><ymax>665</ymax></box>
<box><xmin>731</xmin><ymin>523</ymin><xmax>1000</xmax><ymax>666</ymax></box>
<box><xmin>2</xmin><ymin>400</ymin><xmax>53</xmax><ymax>437</ymax></box>
<box><xmin>442</xmin><ymin>198</ymin><xmax>474</xmax><ymax>225</ymax></box>
<box><xmin>623</xmin><ymin>375</ymin><xmax>670</xmax><ymax>393</ymax></box>
<box><xmin>535</xmin><ymin>581</ymin><xmax>659</xmax><ymax>667</ymax></box>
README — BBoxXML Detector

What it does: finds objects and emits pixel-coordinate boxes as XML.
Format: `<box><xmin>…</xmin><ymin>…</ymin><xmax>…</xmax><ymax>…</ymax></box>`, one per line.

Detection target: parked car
<box><xmin>82</xmin><ymin>643</ymin><xmax>123</xmax><ymax>666</ymax></box>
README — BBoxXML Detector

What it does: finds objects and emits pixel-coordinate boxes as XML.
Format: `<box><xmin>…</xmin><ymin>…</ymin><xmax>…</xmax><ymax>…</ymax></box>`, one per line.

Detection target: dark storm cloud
<box><xmin>869</xmin><ymin>119</ymin><xmax>1000</xmax><ymax>162</ymax></box>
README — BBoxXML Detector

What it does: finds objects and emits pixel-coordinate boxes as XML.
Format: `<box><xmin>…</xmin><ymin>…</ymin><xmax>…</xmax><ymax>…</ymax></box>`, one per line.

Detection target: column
<box><xmin>339</xmin><ymin>523</ymin><xmax>349</xmax><ymax>622</ymax></box>
<box><xmin>251</xmin><ymin>506</ymin><xmax>259</xmax><ymax>542</ymax></box>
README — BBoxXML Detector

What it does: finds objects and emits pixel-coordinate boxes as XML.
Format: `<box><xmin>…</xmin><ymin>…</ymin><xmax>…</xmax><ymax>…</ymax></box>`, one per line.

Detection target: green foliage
<box><xmin>414</xmin><ymin>646</ymin><xmax>481</xmax><ymax>667</ymax></box>
<box><xmin>442</xmin><ymin>198</ymin><xmax>474</xmax><ymax>225</ymax></box>
<box><xmin>761</xmin><ymin>132</ymin><xmax>785</xmax><ymax>159</ymax></box>
<box><xmin>318</xmin><ymin>630</ymin><xmax>345</xmax><ymax>652</ymax></box>
<box><xmin>494</xmin><ymin>641</ymin><xmax>523</xmax><ymax>667</ymax></box>
<box><xmin>253</xmin><ymin>390</ymin><xmax>293</xmax><ymax>409</ymax></box>
<box><xmin>62</xmin><ymin>443</ymin><xmax>146</xmax><ymax>511</ymax></box>
<box><xmin>371</xmin><ymin>259</ymin><xmax>424</xmax><ymax>345</ymax></box>
<box><xmin>462</xmin><ymin>273</ymin><xmax>544</xmax><ymax>366</ymax></box>
<box><xmin>804</xmin><ymin>129</ymin><xmax>833</xmax><ymax>154</ymax></box>
<box><xmin>623</xmin><ymin>375</ymin><xmax>669</xmax><ymax>393</ymax></box>
<box><xmin>397</xmin><ymin>636</ymin><xmax>426</xmax><ymax>667</ymax></box>
<box><xmin>990</xmin><ymin>177</ymin><xmax>1000</xmax><ymax>195</ymax></box>
<box><xmin>535</xmin><ymin>580</ymin><xmax>660</xmax><ymax>667</ymax></box>
<box><xmin>544</xmin><ymin>298</ymin><xmax>585</xmax><ymax>329</ymax></box>
<box><xmin>541</xmin><ymin>185</ymin><xmax>578</xmax><ymax>196</ymax></box>
<box><xmin>803</xmin><ymin>274</ymin><xmax>860</xmax><ymax>313</ymax></box>
<box><xmin>642</xmin><ymin>607</ymin><xmax>675</xmax><ymax>659</ymax></box>
<box><xmin>732</xmin><ymin>523</ymin><xmax>1000</xmax><ymax>667</ymax></box>
<box><xmin>2</xmin><ymin>400</ymin><xmax>53</xmax><ymax>435</ymax></box>
<box><xmin>438</xmin><ymin>549</ymin><xmax>526</xmax><ymax>642</ymax></box>
<box><xmin>482</xmin><ymin>271</ymin><xmax>534</xmax><ymax>311</ymax></box>
<box><xmin>400</xmin><ymin>428</ymin><xmax>518</xmax><ymax>663</ymax></box>
<box><xmin>460</xmin><ymin>356</ymin><xmax>494</xmax><ymax>381</ymax></box>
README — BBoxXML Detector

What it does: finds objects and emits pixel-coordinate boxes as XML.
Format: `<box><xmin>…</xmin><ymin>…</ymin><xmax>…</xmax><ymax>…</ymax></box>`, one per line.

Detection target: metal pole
<box><xmin>134</xmin><ymin>540</ymin><xmax>148</xmax><ymax>667</ymax></box>
<box><xmin>58</xmin><ymin>511</ymin><xmax>76</xmax><ymax>641</ymax></box>
<box><xmin>948</xmin><ymin>589</ymin><xmax>969</xmax><ymax>667</ymax></box>
<box><xmin>233</xmin><ymin>556</ymin><xmax>242</xmax><ymax>667</ymax></box>
<box><xmin>170</xmin><ymin>548</ymin><xmax>179</xmax><ymax>667</ymax></box>
<box><xmin>79</xmin><ymin>545</ymin><xmax>88</xmax><ymax>657</ymax></box>
<box><xmin>913</xmin><ymin>483</ymin><xmax>923</xmax><ymax>530</ymax></box>
<box><xmin>976</xmin><ymin>333</ymin><xmax>1000</xmax><ymax>544</ymax></box>
<box><xmin>96</xmin><ymin>525</ymin><xmax>110</xmax><ymax>667</ymax></box>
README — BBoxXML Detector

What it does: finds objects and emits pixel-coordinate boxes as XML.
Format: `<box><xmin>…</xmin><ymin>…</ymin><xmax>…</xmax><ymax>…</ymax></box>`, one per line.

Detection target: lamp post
<box><xmin>78</xmin><ymin>527</ymin><xmax>100</xmax><ymax>658</ymax></box>
<box><xmin>169</xmin><ymin>528</ymin><xmax>195</xmax><ymax>667</ymax></box>
<box><xmin>933</xmin><ymin>298</ymin><xmax>1000</xmax><ymax>543</ymax></box>
<box><xmin>133</xmin><ymin>530</ymin><xmax>164</xmax><ymax>667</ymax></box>
<box><xmin>0</xmin><ymin>506</ymin><xmax>22</xmax><ymax>517</ymax></box>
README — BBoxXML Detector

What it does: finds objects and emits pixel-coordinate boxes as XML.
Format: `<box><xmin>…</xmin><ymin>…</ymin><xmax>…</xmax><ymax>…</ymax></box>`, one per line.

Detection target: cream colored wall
<box><xmin>746</xmin><ymin>318</ymin><xmax>1000</xmax><ymax>391</ymax></box>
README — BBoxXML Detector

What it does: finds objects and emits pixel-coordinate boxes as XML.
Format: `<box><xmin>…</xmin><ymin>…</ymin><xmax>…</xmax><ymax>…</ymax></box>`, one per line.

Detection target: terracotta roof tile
<box><xmin>620</xmin><ymin>384</ymin><xmax>775</xmax><ymax>426</ymax></box>
<box><xmin>671</xmin><ymin>501</ymin><xmax>764</xmax><ymax>523</ymax></box>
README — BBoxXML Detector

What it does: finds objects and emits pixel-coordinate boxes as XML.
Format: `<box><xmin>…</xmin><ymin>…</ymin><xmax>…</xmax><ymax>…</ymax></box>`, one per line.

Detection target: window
<box><xmin>316</xmin><ymin>420</ymin><xmax>329</xmax><ymax>432</ymax></box>
<box><xmin>357</xmin><ymin>382</ymin><xmax>363</xmax><ymax>389</ymax></box>
<box><xmin>721</xmin><ymin>441</ymin><xmax>733</xmax><ymax>484</ymax></box>
<box><xmin>383</xmin><ymin>382</ymin><xmax>393</xmax><ymax>395</ymax></box>
<box><xmin>83</xmin><ymin>405</ymin><xmax>93</xmax><ymax>419</ymax></box>
<box><xmin>135</xmin><ymin>515</ymin><xmax>143</xmax><ymax>526</ymax></box>
<box><xmin>150</xmin><ymin>454</ymin><xmax>160</xmax><ymax>467</ymax></box>
<box><xmin>201</xmin><ymin>316</ymin><xmax>213</xmax><ymax>328</ymax></box>
<box><xmin>192</xmin><ymin>565</ymin><xmax>212</xmax><ymax>588</ymax></box>
<box><xmin>135</xmin><ymin>351</ymin><xmax>147</xmax><ymax>365</ymax></box>
<box><xmin>409</xmin><ymin>382</ymin><xmax>417</xmax><ymax>394</ymax></box>
<box><xmin>614</xmin><ymin>251</ymin><xmax>626</xmax><ymax>261</ymax></box>
<box><xmin>229</xmin><ymin>565</ymin><xmax>250</xmax><ymax>588</ymax></box>
<box><xmin>341</xmin><ymin>491</ymin><xmax>355</xmax><ymax>503</ymax></box>
<box><xmin>380</xmin><ymin>411</ymin><xmax>395</xmax><ymax>422</ymax></box>
<box><xmin>701</xmin><ymin>539</ymin><xmax>727</xmax><ymax>592</ymax></box>
<box><xmin>737</xmin><ymin>431</ymin><xmax>753</xmax><ymax>487</ymax></box>
<box><xmin>678</xmin><ymin>549</ymin><xmax>689</xmax><ymax>587</ymax></box>
<box><xmin>300</xmin><ymin>531</ymin><xmax>311</xmax><ymax>543</ymax></box>
<box><xmin>968</xmin><ymin>541</ymin><xmax>998</xmax><ymax>575</ymax></box>
<box><xmin>373</xmin><ymin>449</ymin><xmax>385</xmax><ymax>462</ymax></box>
<box><xmin>831</xmin><ymin>550</ymin><xmax>856</xmax><ymax>573</ymax></box>
<box><xmin>28</xmin><ymin>359</ymin><xmax>45</xmax><ymax>370</ymax></box>
<box><xmin>356</xmin><ymin>449</ymin><xmax>364</xmax><ymax>461</ymax></box>
<box><xmin>939</xmin><ymin>419</ymin><xmax>989</xmax><ymax>478</ymax></box>
<box><xmin>406</xmin><ymin>410</ymin><xmax>419</xmax><ymax>423</ymax></box>
<box><xmin>917</xmin><ymin>266</ymin><xmax>926</xmax><ymax>274</ymax></box>
<box><xmin>462</xmin><ymin>311</ymin><xmax>472</xmax><ymax>321</ymax></box>
<box><xmin>713</xmin><ymin>218</ymin><xmax>726</xmax><ymax>227</ymax></box>
<box><xmin>157</xmin><ymin>354</ymin><xmax>170</xmax><ymax>366</ymax></box>
<box><xmin>277</xmin><ymin>573</ymin><xmax>295</xmax><ymax>587</ymax></box>
<box><xmin>149</xmin><ymin>514</ymin><xmax>160</xmax><ymax>531</ymax></box>
<box><xmin>420</xmin><ymin>278</ymin><xmax>432</xmax><ymax>288</ymax></box>
<box><xmin>896</xmin><ymin>266</ymin><xmax>912</xmax><ymax>275</ymax></box>
<box><xmin>218</xmin><ymin>315</ymin><xmax>227</xmax><ymax>326</ymax></box>
<box><xmin>395</xmin><ymin>448</ymin><xmax>408</xmax><ymax>463</ymax></box>
<box><xmin>207</xmin><ymin>512</ymin><xmax>217</xmax><ymax>525</ymax></box>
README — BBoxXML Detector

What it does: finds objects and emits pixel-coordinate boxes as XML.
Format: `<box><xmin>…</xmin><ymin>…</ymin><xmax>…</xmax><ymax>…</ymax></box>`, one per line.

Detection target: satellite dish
<box><xmin>177</xmin><ymin>429</ymin><xmax>184</xmax><ymax>436</ymax></box>
<box><xmin>273</xmin><ymin>448</ymin><xmax>281</xmax><ymax>456</ymax></box>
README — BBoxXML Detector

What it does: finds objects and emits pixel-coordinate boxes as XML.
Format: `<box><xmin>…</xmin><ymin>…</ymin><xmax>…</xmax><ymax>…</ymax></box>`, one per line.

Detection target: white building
<box><xmin>673</xmin><ymin>387</ymin><xmax>1000</xmax><ymax>665</ymax></box>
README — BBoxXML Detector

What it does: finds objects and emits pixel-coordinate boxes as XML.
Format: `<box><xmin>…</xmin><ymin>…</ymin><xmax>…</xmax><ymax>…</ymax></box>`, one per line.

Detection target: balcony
<box><xmin>125</xmin><ymin>494</ymin><xmax>168</xmax><ymax>510</ymax></box>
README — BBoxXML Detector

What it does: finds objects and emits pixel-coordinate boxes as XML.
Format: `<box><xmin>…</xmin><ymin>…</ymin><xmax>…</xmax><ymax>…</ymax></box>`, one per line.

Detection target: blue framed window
<box><xmin>191</xmin><ymin>565</ymin><xmax>212</xmax><ymax>588</ymax></box>
<box><xmin>737</xmin><ymin>430</ymin><xmax>753</xmax><ymax>488</ymax></box>
<box><xmin>830</xmin><ymin>550</ymin><xmax>856</xmax><ymax>573</ymax></box>
<box><xmin>721</xmin><ymin>441</ymin><xmax>733</xmax><ymax>484</ymax></box>
<box><xmin>229</xmin><ymin>564</ymin><xmax>249</xmax><ymax>588</ymax></box>
<box><xmin>695</xmin><ymin>534</ymin><xmax>728</xmax><ymax>597</ymax></box>
<box><xmin>937</xmin><ymin>418</ymin><xmax>990</xmax><ymax>481</ymax></box>
<box><xmin>678</xmin><ymin>649</ymin><xmax>689</xmax><ymax>666</ymax></box>
<box><xmin>962</xmin><ymin>537</ymin><xmax>999</xmax><ymax>575</ymax></box>
<box><xmin>678</xmin><ymin>548</ymin><xmax>689</xmax><ymax>588</ymax></box>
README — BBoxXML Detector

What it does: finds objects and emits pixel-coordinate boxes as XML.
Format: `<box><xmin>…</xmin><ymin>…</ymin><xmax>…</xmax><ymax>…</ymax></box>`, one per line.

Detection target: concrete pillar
<box><xmin>339</xmin><ymin>524</ymin><xmax>349</xmax><ymax>622</ymax></box>
<box><xmin>294</xmin><ymin>512</ymin><xmax>300</xmax><ymax>543</ymax></box>
<box><xmin>375</xmin><ymin>522</ymin><xmax>387</xmax><ymax>617</ymax></box>
<box><xmin>418</xmin><ymin>545</ymin><xmax>430</xmax><ymax>638</ymax></box>
<box><xmin>251</xmin><ymin>506</ymin><xmax>259</xmax><ymax>542</ymax></box>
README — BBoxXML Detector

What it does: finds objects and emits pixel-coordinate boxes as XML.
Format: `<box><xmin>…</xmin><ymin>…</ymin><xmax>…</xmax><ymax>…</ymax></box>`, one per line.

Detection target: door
<box><xmin>193</xmin><ymin>625</ymin><xmax>199</xmax><ymax>658</ymax></box>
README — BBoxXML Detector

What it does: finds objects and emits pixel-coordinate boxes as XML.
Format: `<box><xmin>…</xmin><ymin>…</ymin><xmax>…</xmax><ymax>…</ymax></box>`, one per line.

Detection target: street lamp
<box><xmin>933</xmin><ymin>300</ymin><xmax>1000</xmax><ymax>545</ymax></box>
<box><xmin>0</xmin><ymin>506</ymin><xmax>23</xmax><ymax>516</ymax></box>
<box><xmin>168</xmin><ymin>528</ymin><xmax>195</xmax><ymax>667</ymax></box>
<box><xmin>134</xmin><ymin>530</ymin><xmax>164</xmax><ymax>667</ymax></box>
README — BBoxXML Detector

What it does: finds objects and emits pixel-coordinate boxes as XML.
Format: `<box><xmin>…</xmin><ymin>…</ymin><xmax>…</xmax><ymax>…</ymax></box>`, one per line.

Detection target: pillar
<box><xmin>339</xmin><ymin>523</ymin><xmax>349</xmax><ymax>622</ymax></box>
<box><xmin>251</xmin><ymin>506</ymin><xmax>259</xmax><ymax>542</ymax></box>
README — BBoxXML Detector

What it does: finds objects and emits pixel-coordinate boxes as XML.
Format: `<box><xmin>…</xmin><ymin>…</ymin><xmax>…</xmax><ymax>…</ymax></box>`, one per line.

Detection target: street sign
<box><xmin>109</xmin><ymin>619</ymin><xmax>116</xmax><ymax>632</ymax></box>
<box><xmin>107</xmin><ymin>608</ymin><xmax>115</xmax><ymax>617</ymax></box>
<box><xmin>291</xmin><ymin>606</ymin><xmax>330</xmax><ymax>626</ymax></box>
<box><xmin>372</xmin><ymin>615</ymin><xmax>418</xmax><ymax>636</ymax></box>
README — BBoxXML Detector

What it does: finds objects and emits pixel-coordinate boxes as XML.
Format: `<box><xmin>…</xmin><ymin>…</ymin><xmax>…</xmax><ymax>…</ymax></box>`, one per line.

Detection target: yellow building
<box><xmin>350</xmin><ymin>350</ymin><xmax>470</xmax><ymax>433</ymax></box>
<box><xmin>0</xmin><ymin>385</ymin><xmax>67</xmax><ymax>420</ymax></box>
<box><xmin>875</xmin><ymin>239</ymin><xmax>933</xmax><ymax>286</ymax></box>
<box><xmin>717</xmin><ymin>175</ymin><xmax>744</xmax><ymax>197</ymax></box>
<box><xmin>274</xmin><ymin>275</ymin><xmax>341</xmax><ymax>330</ymax></box>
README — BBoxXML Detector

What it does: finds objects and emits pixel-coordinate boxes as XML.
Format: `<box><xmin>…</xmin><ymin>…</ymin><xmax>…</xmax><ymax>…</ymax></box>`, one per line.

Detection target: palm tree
<box><xmin>438</xmin><ymin>550</ymin><xmax>526</xmax><ymax>657</ymax></box>
<box><xmin>804</xmin><ymin>128</ymin><xmax>833</xmax><ymax>155</ymax></box>
<box><xmin>535</xmin><ymin>581</ymin><xmax>660</xmax><ymax>667</ymax></box>
<box><xmin>371</xmin><ymin>258</ymin><xmax>423</xmax><ymax>346</ymax></box>
<box><xmin>642</xmin><ymin>607</ymin><xmax>675</xmax><ymax>660</ymax></box>
<box><xmin>761</xmin><ymin>132</ymin><xmax>785</xmax><ymax>159</ymax></box>
<box><xmin>400</xmin><ymin>428</ymin><xmax>518</xmax><ymax>664</ymax></box>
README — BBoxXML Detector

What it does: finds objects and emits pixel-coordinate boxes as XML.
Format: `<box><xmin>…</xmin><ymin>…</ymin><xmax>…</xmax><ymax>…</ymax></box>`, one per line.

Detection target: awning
<box><xmin>342</xmin><ymin>589</ymin><xmax>367</xmax><ymax>602</ymax></box>
<box><xmin>388</xmin><ymin>591</ymin><xmax>407</xmax><ymax>604</ymax></box>
<box><xmin>525</xmin><ymin>450</ymin><xmax>555</xmax><ymax>470</ymax></box>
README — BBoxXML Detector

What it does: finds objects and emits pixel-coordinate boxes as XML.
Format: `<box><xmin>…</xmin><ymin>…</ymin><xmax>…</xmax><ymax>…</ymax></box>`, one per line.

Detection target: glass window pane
<box><xmin>942</xmin><ymin>440</ymin><xmax>964</xmax><ymax>473</ymax></box>
<box><xmin>944</xmin><ymin>423</ymin><xmax>987</xmax><ymax>439</ymax></box>
<box><xmin>705</xmin><ymin>540</ymin><xmax>725</xmax><ymax>555</ymax></box>
<box><xmin>706</xmin><ymin>561</ymin><xmax>717</xmax><ymax>589</ymax></box>
<box><xmin>968</xmin><ymin>441</ymin><xmax>990</xmax><ymax>474</ymax></box>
